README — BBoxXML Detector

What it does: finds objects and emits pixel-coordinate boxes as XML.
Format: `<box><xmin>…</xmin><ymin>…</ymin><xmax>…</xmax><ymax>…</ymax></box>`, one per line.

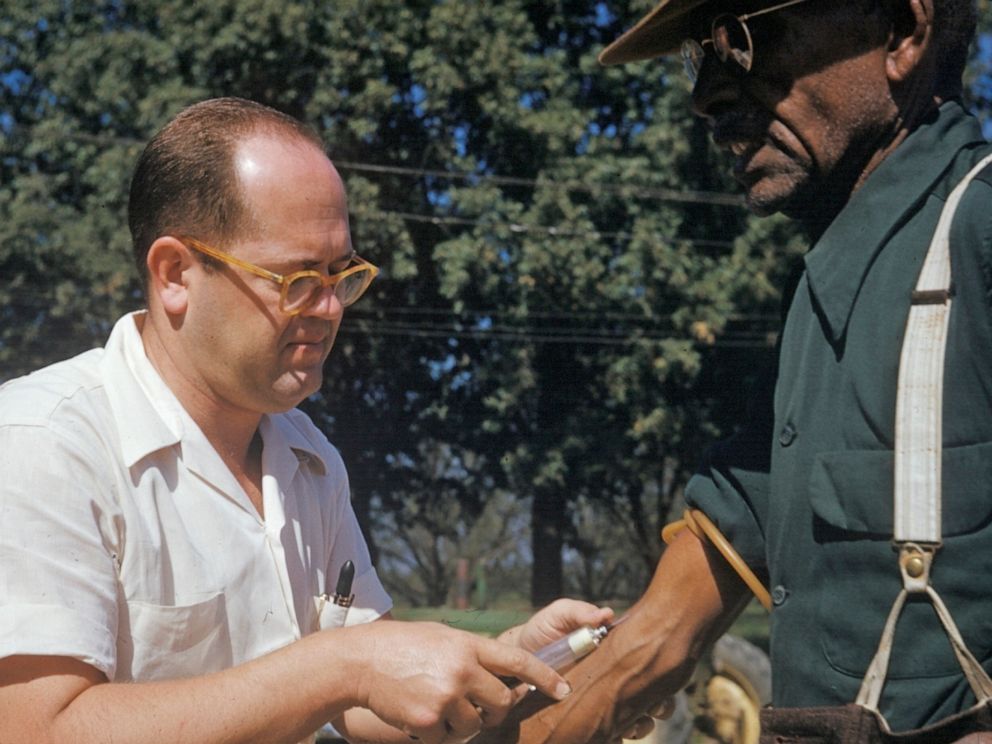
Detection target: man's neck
<box><xmin>794</xmin><ymin>98</ymin><xmax>942</xmax><ymax>241</ymax></box>
<box><xmin>138</xmin><ymin>313</ymin><xmax>266</xmax><ymax>511</ymax></box>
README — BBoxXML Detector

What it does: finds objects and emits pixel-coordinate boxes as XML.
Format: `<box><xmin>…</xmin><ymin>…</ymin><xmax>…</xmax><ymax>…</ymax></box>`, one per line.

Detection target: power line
<box><xmin>348</xmin><ymin>306</ymin><xmax>779</xmax><ymax>323</ymax></box>
<box><xmin>340</xmin><ymin>319</ymin><xmax>777</xmax><ymax>349</ymax></box>
<box><xmin>335</xmin><ymin>160</ymin><xmax>746</xmax><ymax>208</ymax></box>
<box><xmin>339</xmin><ymin>325</ymin><xmax>775</xmax><ymax>349</ymax></box>
<box><xmin>358</xmin><ymin>209</ymin><xmax>737</xmax><ymax>249</ymax></box>
<box><xmin>32</xmin><ymin>132</ymin><xmax>746</xmax><ymax>208</ymax></box>
<box><xmin>0</xmin><ymin>299</ymin><xmax>778</xmax><ymax>348</ymax></box>
<box><xmin>2</xmin><ymin>289</ymin><xmax>781</xmax><ymax>327</ymax></box>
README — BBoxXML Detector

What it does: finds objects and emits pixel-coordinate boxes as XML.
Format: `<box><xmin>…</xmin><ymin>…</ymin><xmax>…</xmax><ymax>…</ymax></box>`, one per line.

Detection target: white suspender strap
<box><xmin>856</xmin><ymin>154</ymin><xmax>992</xmax><ymax>724</ymax></box>
<box><xmin>893</xmin><ymin>153</ymin><xmax>992</xmax><ymax>543</ymax></box>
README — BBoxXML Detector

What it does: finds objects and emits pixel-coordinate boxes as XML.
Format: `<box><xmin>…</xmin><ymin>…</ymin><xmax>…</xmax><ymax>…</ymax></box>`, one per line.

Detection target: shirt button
<box><xmin>778</xmin><ymin>423</ymin><xmax>797</xmax><ymax>447</ymax></box>
<box><xmin>771</xmin><ymin>585</ymin><xmax>790</xmax><ymax>606</ymax></box>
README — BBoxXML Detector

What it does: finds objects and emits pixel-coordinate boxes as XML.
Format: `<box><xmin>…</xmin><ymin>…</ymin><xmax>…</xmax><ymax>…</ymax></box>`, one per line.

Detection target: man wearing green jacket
<box><xmin>496</xmin><ymin>0</ymin><xmax>992</xmax><ymax>741</ymax></box>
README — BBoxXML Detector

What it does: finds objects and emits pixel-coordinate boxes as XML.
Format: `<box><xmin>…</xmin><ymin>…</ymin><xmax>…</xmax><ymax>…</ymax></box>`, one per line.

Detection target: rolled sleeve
<box><xmin>685</xmin><ymin>468</ymin><xmax>769</xmax><ymax>577</ymax></box>
<box><xmin>344</xmin><ymin>566</ymin><xmax>393</xmax><ymax>626</ymax></box>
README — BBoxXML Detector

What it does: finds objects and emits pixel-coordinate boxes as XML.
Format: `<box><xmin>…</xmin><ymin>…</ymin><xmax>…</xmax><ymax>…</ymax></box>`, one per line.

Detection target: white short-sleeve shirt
<box><xmin>0</xmin><ymin>311</ymin><xmax>391</xmax><ymax>681</ymax></box>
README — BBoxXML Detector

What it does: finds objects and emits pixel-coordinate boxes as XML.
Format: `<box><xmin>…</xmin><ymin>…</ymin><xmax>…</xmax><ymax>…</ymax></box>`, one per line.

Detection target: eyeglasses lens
<box><xmin>283</xmin><ymin>269</ymin><xmax>375</xmax><ymax>313</ymax></box>
<box><xmin>711</xmin><ymin>14</ymin><xmax>753</xmax><ymax>71</ymax></box>
<box><xmin>284</xmin><ymin>276</ymin><xmax>323</xmax><ymax>313</ymax></box>
<box><xmin>333</xmin><ymin>271</ymin><xmax>374</xmax><ymax>306</ymax></box>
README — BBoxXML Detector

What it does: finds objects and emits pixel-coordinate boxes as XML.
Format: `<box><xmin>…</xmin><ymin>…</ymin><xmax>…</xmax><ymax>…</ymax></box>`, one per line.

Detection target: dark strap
<box><xmin>761</xmin><ymin>702</ymin><xmax>992</xmax><ymax>744</ymax></box>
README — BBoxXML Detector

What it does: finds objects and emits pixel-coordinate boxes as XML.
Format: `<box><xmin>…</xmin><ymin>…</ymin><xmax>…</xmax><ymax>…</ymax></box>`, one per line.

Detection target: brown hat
<box><xmin>599</xmin><ymin>0</ymin><xmax>710</xmax><ymax>65</ymax></box>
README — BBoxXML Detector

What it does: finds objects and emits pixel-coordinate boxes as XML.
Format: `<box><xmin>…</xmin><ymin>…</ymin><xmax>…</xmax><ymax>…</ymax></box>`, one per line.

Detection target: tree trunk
<box><xmin>530</xmin><ymin>488</ymin><xmax>565</xmax><ymax>606</ymax></box>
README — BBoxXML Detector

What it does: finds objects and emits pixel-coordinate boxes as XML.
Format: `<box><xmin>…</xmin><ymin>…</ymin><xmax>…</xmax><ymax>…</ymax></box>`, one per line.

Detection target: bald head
<box><xmin>128</xmin><ymin>97</ymin><xmax>326</xmax><ymax>283</ymax></box>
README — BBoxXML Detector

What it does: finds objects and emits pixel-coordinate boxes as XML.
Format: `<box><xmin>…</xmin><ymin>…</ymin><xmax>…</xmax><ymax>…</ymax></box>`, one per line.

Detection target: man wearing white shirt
<box><xmin>0</xmin><ymin>97</ymin><xmax>599</xmax><ymax>744</ymax></box>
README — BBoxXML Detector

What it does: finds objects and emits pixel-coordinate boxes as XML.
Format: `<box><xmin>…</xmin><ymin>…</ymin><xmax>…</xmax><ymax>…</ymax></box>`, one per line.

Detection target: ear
<box><xmin>145</xmin><ymin>236</ymin><xmax>193</xmax><ymax>316</ymax></box>
<box><xmin>886</xmin><ymin>0</ymin><xmax>934</xmax><ymax>84</ymax></box>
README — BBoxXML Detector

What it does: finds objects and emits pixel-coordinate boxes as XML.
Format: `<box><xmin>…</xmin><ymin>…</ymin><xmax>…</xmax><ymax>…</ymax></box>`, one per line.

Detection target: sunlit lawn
<box><xmin>393</xmin><ymin>598</ymin><xmax>769</xmax><ymax>649</ymax></box>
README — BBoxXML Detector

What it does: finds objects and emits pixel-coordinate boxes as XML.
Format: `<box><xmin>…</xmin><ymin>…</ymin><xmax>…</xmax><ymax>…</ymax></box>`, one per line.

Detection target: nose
<box><xmin>300</xmin><ymin>284</ymin><xmax>344</xmax><ymax>320</ymax></box>
<box><xmin>690</xmin><ymin>53</ymin><xmax>745</xmax><ymax>120</ymax></box>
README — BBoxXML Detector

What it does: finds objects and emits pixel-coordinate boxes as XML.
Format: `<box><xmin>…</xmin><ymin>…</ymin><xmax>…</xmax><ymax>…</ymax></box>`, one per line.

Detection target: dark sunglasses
<box><xmin>681</xmin><ymin>0</ymin><xmax>812</xmax><ymax>85</ymax></box>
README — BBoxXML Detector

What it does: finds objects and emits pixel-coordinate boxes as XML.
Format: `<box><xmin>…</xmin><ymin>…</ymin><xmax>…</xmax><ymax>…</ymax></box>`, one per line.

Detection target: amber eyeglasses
<box><xmin>681</xmin><ymin>0</ymin><xmax>812</xmax><ymax>85</ymax></box>
<box><xmin>182</xmin><ymin>236</ymin><xmax>379</xmax><ymax>316</ymax></box>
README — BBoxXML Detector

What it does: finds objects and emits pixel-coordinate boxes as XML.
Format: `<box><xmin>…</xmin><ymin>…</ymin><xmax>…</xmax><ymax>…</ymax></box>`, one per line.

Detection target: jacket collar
<box><xmin>803</xmin><ymin>102</ymin><xmax>986</xmax><ymax>344</ymax></box>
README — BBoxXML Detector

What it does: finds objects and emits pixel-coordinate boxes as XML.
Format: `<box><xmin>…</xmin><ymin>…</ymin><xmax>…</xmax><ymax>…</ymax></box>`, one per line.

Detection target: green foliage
<box><xmin>4</xmin><ymin>1</ymin><xmax>989</xmax><ymax>607</ymax></box>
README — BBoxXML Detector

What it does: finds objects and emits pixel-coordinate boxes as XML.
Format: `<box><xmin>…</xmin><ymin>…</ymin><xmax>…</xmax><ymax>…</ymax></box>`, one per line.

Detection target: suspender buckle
<box><xmin>897</xmin><ymin>542</ymin><xmax>937</xmax><ymax>593</ymax></box>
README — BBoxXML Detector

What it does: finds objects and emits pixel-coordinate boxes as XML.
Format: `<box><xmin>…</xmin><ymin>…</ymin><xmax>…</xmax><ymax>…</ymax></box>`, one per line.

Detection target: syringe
<box><xmin>532</xmin><ymin>624</ymin><xmax>609</xmax><ymax>671</ymax></box>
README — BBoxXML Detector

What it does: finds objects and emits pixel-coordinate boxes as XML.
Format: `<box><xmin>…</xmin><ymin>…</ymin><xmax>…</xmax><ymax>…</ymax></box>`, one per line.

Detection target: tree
<box><xmin>3</xmin><ymin>0</ymin><xmax>989</xmax><ymax>608</ymax></box>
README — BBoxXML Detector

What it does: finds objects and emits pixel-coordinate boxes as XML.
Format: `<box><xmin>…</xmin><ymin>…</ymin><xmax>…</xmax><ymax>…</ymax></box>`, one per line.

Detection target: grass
<box><xmin>391</xmin><ymin>606</ymin><xmax>535</xmax><ymax>636</ymax></box>
<box><xmin>393</xmin><ymin>598</ymin><xmax>770</xmax><ymax>650</ymax></box>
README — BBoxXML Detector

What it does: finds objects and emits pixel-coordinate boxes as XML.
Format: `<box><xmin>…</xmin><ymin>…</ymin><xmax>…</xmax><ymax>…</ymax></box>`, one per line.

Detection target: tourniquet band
<box><xmin>662</xmin><ymin>509</ymin><xmax>772</xmax><ymax>611</ymax></box>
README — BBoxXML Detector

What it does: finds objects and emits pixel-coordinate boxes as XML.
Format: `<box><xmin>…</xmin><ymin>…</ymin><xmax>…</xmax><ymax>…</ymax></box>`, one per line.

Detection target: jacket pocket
<box><xmin>809</xmin><ymin>441</ymin><xmax>992</xmax><ymax>537</ymax></box>
<box><xmin>808</xmin><ymin>442</ymin><xmax>992</xmax><ymax>679</ymax></box>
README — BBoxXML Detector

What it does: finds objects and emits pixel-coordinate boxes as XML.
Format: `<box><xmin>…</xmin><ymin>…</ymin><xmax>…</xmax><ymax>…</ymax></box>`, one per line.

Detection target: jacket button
<box><xmin>771</xmin><ymin>585</ymin><xmax>790</xmax><ymax>606</ymax></box>
<box><xmin>779</xmin><ymin>423</ymin><xmax>797</xmax><ymax>447</ymax></box>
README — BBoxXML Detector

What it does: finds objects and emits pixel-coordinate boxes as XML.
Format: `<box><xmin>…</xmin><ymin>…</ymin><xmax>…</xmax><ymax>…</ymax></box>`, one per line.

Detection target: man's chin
<box><xmin>744</xmin><ymin>189</ymin><xmax>788</xmax><ymax>217</ymax></box>
<box><xmin>742</xmin><ymin>175</ymin><xmax>807</xmax><ymax>218</ymax></box>
<box><xmin>270</xmin><ymin>371</ymin><xmax>324</xmax><ymax>410</ymax></box>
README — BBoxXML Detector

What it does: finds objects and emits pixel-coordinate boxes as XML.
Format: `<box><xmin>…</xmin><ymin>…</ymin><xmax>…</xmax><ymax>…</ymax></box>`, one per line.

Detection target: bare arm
<box><xmin>0</xmin><ymin>620</ymin><xmax>571</xmax><ymax>744</ymax></box>
<box><xmin>477</xmin><ymin>528</ymin><xmax>752</xmax><ymax>744</ymax></box>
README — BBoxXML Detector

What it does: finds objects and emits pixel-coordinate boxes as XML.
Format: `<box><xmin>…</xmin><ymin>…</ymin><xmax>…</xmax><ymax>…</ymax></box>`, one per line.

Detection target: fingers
<box><xmin>458</xmin><ymin>674</ymin><xmax>516</xmax><ymax>727</ymax></box>
<box><xmin>543</xmin><ymin>598</ymin><xmax>614</xmax><ymax>629</ymax></box>
<box><xmin>620</xmin><ymin>714</ymin><xmax>656</xmax><ymax>740</ymax></box>
<box><xmin>519</xmin><ymin>599</ymin><xmax>615</xmax><ymax>651</ymax></box>
<box><xmin>648</xmin><ymin>696</ymin><xmax>676</xmax><ymax>720</ymax></box>
<box><xmin>439</xmin><ymin>697</ymin><xmax>486</xmax><ymax>742</ymax></box>
<box><xmin>401</xmin><ymin>696</ymin><xmax>492</xmax><ymax>744</ymax></box>
<box><xmin>474</xmin><ymin>637</ymin><xmax>571</xmax><ymax>702</ymax></box>
<box><xmin>397</xmin><ymin>701</ymin><xmax>480</xmax><ymax>744</ymax></box>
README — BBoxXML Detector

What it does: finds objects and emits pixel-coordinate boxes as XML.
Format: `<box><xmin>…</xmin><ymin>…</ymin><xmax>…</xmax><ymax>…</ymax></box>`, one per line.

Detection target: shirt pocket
<box><xmin>117</xmin><ymin>593</ymin><xmax>233</xmax><ymax>681</ymax></box>
<box><xmin>313</xmin><ymin>595</ymin><xmax>350</xmax><ymax>631</ymax></box>
<box><xmin>807</xmin><ymin>442</ymin><xmax>992</xmax><ymax>680</ymax></box>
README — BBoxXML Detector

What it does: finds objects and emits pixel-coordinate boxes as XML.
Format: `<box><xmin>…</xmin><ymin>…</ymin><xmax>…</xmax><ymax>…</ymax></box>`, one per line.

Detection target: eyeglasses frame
<box><xmin>181</xmin><ymin>236</ymin><xmax>379</xmax><ymax>316</ymax></box>
<box><xmin>681</xmin><ymin>0</ymin><xmax>812</xmax><ymax>84</ymax></box>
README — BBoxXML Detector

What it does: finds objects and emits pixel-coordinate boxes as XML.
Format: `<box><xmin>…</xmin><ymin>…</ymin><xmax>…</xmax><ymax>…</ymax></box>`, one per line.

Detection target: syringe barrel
<box><xmin>533</xmin><ymin>625</ymin><xmax>607</xmax><ymax>670</ymax></box>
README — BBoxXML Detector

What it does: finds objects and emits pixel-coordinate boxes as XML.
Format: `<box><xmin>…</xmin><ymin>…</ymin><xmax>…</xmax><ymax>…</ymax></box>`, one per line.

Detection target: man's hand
<box><xmin>497</xmin><ymin>598</ymin><xmax>614</xmax><ymax>654</ymax></box>
<box><xmin>353</xmin><ymin>620</ymin><xmax>572</xmax><ymax>743</ymax></box>
<box><xmin>489</xmin><ymin>599</ymin><xmax>667</xmax><ymax>743</ymax></box>
<box><xmin>499</xmin><ymin>599</ymin><xmax>663</xmax><ymax>742</ymax></box>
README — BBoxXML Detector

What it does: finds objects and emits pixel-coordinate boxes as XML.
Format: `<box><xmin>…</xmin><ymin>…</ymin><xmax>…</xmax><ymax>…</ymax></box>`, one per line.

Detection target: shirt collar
<box><xmin>260</xmin><ymin>412</ymin><xmax>328</xmax><ymax>477</ymax></box>
<box><xmin>101</xmin><ymin>311</ymin><xmax>182</xmax><ymax>469</ymax></box>
<box><xmin>100</xmin><ymin>311</ymin><xmax>328</xmax><ymax>475</ymax></box>
<box><xmin>803</xmin><ymin>101</ymin><xmax>986</xmax><ymax>344</ymax></box>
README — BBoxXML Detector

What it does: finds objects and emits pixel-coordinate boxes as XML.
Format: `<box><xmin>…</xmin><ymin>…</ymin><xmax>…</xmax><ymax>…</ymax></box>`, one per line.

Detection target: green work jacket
<box><xmin>686</xmin><ymin>101</ymin><xmax>992</xmax><ymax>731</ymax></box>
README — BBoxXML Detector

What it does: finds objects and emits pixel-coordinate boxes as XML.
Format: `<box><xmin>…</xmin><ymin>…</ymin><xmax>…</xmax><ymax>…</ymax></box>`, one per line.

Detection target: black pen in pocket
<box><xmin>317</xmin><ymin>560</ymin><xmax>355</xmax><ymax>628</ymax></box>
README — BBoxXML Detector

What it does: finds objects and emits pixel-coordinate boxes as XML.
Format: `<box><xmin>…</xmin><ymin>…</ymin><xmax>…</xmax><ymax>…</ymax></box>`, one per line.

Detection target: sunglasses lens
<box><xmin>711</xmin><ymin>14</ymin><xmax>754</xmax><ymax>71</ymax></box>
<box><xmin>680</xmin><ymin>39</ymin><xmax>706</xmax><ymax>85</ymax></box>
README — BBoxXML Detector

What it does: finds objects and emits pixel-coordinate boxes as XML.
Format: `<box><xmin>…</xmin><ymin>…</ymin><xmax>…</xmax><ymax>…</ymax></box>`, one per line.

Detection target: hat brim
<box><xmin>598</xmin><ymin>0</ymin><xmax>710</xmax><ymax>65</ymax></box>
